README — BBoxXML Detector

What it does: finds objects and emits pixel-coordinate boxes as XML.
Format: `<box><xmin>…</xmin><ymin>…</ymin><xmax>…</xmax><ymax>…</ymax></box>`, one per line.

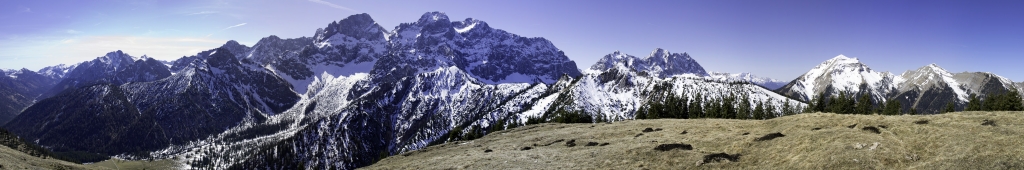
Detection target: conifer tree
<box><xmin>814</xmin><ymin>92</ymin><xmax>828</xmax><ymax>112</ymax></box>
<box><xmin>765</xmin><ymin>99</ymin><xmax>776</xmax><ymax>119</ymax></box>
<box><xmin>883</xmin><ymin>100</ymin><xmax>901</xmax><ymax>115</ymax></box>
<box><xmin>804</xmin><ymin>98</ymin><xmax>816</xmax><ymax>113</ymax></box>
<box><xmin>739</xmin><ymin>95</ymin><xmax>751</xmax><ymax>119</ymax></box>
<box><xmin>943</xmin><ymin>101</ymin><xmax>956</xmax><ymax>113</ymax></box>
<box><xmin>875</xmin><ymin>99</ymin><xmax>886</xmax><ymax>114</ymax></box>
<box><xmin>660</xmin><ymin>92</ymin><xmax>674</xmax><ymax>119</ymax></box>
<box><xmin>1008</xmin><ymin>90</ymin><xmax>1023</xmax><ymax>111</ymax></box>
<box><xmin>856</xmin><ymin>93</ymin><xmax>872</xmax><ymax>115</ymax></box>
<box><xmin>703</xmin><ymin>98</ymin><xmax>714</xmax><ymax>118</ymax></box>
<box><xmin>713</xmin><ymin>98</ymin><xmax>723</xmax><ymax>118</ymax></box>
<box><xmin>644</xmin><ymin>101</ymin><xmax>660</xmax><ymax>119</ymax></box>
<box><xmin>982</xmin><ymin>92</ymin><xmax>996</xmax><ymax>111</ymax></box>
<box><xmin>827</xmin><ymin>94</ymin><xmax>839</xmax><ymax>113</ymax></box>
<box><xmin>690</xmin><ymin>93</ymin><xmax>703</xmax><ymax>118</ymax></box>
<box><xmin>753</xmin><ymin>101</ymin><xmax>765</xmax><ymax>120</ymax></box>
<box><xmin>838</xmin><ymin>92</ymin><xmax>854</xmax><ymax>114</ymax></box>
<box><xmin>966</xmin><ymin>94</ymin><xmax>981</xmax><ymax>111</ymax></box>
<box><xmin>782</xmin><ymin>99</ymin><xmax>793</xmax><ymax>116</ymax></box>
<box><xmin>725</xmin><ymin>93</ymin><xmax>737</xmax><ymax>119</ymax></box>
<box><xmin>678</xmin><ymin>94</ymin><xmax>689</xmax><ymax>119</ymax></box>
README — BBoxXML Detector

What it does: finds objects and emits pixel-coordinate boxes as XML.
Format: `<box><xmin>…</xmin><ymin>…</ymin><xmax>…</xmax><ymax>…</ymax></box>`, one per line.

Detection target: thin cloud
<box><xmin>222</xmin><ymin>23</ymin><xmax>247</xmax><ymax>31</ymax></box>
<box><xmin>188</xmin><ymin>11</ymin><xmax>219</xmax><ymax>15</ymax></box>
<box><xmin>206</xmin><ymin>23</ymin><xmax>248</xmax><ymax>37</ymax></box>
<box><xmin>20</xmin><ymin>6</ymin><xmax>31</xmax><ymax>13</ymax></box>
<box><xmin>308</xmin><ymin>0</ymin><xmax>355</xmax><ymax>12</ymax></box>
<box><xmin>66</xmin><ymin>29</ymin><xmax>82</xmax><ymax>34</ymax></box>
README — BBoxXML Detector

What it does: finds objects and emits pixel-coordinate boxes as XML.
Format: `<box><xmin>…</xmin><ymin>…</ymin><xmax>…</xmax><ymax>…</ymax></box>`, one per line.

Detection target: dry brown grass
<box><xmin>0</xmin><ymin>145</ymin><xmax>103</xmax><ymax>170</ymax></box>
<box><xmin>0</xmin><ymin>143</ymin><xmax>181</xmax><ymax>170</ymax></box>
<box><xmin>86</xmin><ymin>158</ymin><xmax>179</xmax><ymax>170</ymax></box>
<box><xmin>364</xmin><ymin>111</ymin><xmax>1024</xmax><ymax>170</ymax></box>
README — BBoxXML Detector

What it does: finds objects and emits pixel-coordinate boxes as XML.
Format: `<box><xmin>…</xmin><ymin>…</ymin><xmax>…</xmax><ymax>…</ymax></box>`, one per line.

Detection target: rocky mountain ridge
<box><xmin>777</xmin><ymin>55</ymin><xmax>1022</xmax><ymax>114</ymax></box>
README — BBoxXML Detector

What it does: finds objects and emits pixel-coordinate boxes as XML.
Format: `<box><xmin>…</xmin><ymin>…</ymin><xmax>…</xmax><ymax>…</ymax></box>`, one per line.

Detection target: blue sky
<box><xmin>1</xmin><ymin>0</ymin><xmax>1022</xmax><ymax>81</ymax></box>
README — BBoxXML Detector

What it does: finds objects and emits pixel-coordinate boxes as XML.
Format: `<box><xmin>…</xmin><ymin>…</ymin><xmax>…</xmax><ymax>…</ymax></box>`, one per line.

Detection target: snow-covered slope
<box><xmin>548</xmin><ymin>61</ymin><xmax>804</xmax><ymax>121</ymax></box>
<box><xmin>228</xmin><ymin>12</ymin><xmax>583</xmax><ymax>169</ymax></box>
<box><xmin>231</xmin><ymin>43</ymin><xmax>800</xmax><ymax>169</ymax></box>
<box><xmin>888</xmin><ymin>64</ymin><xmax>968</xmax><ymax>113</ymax></box>
<box><xmin>37</xmin><ymin>64</ymin><xmax>78</xmax><ymax>80</ymax></box>
<box><xmin>776</xmin><ymin>55</ymin><xmax>901</xmax><ymax>103</ymax></box>
<box><xmin>897</xmin><ymin>64</ymin><xmax>968</xmax><ymax>99</ymax></box>
<box><xmin>709</xmin><ymin>72</ymin><xmax>788</xmax><ymax>90</ymax></box>
<box><xmin>779</xmin><ymin>55</ymin><xmax>1021</xmax><ymax>114</ymax></box>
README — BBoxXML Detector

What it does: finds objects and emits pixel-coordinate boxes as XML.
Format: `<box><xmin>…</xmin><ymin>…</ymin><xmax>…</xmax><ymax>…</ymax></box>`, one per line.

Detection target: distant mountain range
<box><xmin>0</xmin><ymin>12</ymin><xmax>1020</xmax><ymax>169</ymax></box>
<box><xmin>777</xmin><ymin>55</ymin><xmax>1023</xmax><ymax>114</ymax></box>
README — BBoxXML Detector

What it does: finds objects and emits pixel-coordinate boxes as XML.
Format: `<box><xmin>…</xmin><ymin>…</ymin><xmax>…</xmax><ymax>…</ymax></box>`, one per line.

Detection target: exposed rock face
<box><xmin>230</xmin><ymin>12</ymin><xmax>584</xmax><ymax>169</ymax></box>
<box><xmin>589</xmin><ymin>49</ymin><xmax>708</xmax><ymax>78</ymax></box>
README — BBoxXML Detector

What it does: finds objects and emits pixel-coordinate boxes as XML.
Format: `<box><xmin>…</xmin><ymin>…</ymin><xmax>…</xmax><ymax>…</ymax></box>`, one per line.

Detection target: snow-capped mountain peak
<box><xmin>898</xmin><ymin>63</ymin><xmax>967</xmax><ymax>101</ymax></box>
<box><xmin>777</xmin><ymin>54</ymin><xmax>900</xmax><ymax>102</ymax></box>
<box><xmin>589</xmin><ymin>49</ymin><xmax>708</xmax><ymax>78</ymax></box>
<box><xmin>649</xmin><ymin>48</ymin><xmax>670</xmax><ymax>58</ymax></box>
<box><xmin>829</xmin><ymin>54</ymin><xmax>858</xmax><ymax>63</ymax></box>
<box><xmin>97</xmin><ymin>50</ymin><xmax>138</xmax><ymax>70</ymax></box>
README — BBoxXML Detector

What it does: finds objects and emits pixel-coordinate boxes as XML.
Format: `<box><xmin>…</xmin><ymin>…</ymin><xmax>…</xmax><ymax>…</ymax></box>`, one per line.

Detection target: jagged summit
<box><xmin>649</xmin><ymin>48</ymin><xmax>671</xmax><ymax>57</ymax></box>
<box><xmin>97</xmin><ymin>50</ymin><xmax>138</xmax><ymax>68</ymax></box>
<box><xmin>315</xmin><ymin>13</ymin><xmax>387</xmax><ymax>44</ymax></box>
<box><xmin>418</xmin><ymin>11</ymin><xmax>450</xmax><ymax>23</ymax></box>
<box><xmin>589</xmin><ymin>48</ymin><xmax>708</xmax><ymax>78</ymax></box>
<box><xmin>379</xmin><ymin>11</ymin><xmax>581</xmax><ymax>84</ymax></box>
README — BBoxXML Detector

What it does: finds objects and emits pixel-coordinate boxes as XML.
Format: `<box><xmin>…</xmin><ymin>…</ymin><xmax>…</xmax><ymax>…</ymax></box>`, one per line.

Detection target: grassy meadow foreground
<box><xmin>365</xmin><ymin>111</ymin><xmax>1024</xmax><ymax>169</ymax></box>
<box><xmin>0</xmin><ymin>144</ymin><xmax>99</xmax><ymax>170</ymax></box>
<box><xmin>0</xmin><ymin>145</ymin><xmax>178</xmax><ymax>170</ymax></box>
